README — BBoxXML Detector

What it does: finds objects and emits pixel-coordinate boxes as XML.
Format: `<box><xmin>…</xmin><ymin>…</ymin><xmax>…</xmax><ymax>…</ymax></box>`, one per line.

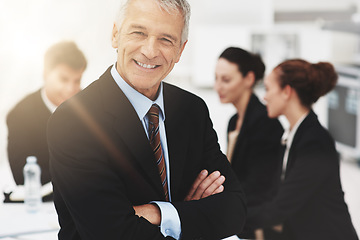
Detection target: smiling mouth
<box><xmin>134</xmin><ymin>60</ymin><xmax>160</xmax><ymax>69</ymax></box>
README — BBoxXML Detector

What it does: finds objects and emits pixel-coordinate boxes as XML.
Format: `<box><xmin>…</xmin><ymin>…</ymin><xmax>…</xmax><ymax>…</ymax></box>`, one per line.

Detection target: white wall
<box><xmin>274</xmin><ymin>0</ymin><xmax>358</xmax><ymax>11</ymax></box>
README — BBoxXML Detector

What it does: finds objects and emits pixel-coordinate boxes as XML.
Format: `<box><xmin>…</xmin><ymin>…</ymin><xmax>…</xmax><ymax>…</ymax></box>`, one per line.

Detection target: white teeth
<box><xmin>136</xmin><ymin>61</ymin><xmax>156</xmax><ymax>69</ymax></box>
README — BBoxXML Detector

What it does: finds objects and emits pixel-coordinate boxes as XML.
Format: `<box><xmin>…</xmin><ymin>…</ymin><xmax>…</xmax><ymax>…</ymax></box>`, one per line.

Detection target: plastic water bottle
<box><xmin>23</xmin><ymin>156</ymin><xmax>42</xmax><ymax>212</ymax></box>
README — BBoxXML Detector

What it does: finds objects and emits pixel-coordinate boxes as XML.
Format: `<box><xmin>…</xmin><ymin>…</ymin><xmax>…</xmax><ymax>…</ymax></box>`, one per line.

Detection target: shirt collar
<box><xmin>110</xmin><ymin>64</ymin><xmax>165</xmax><ymax>121</ymax></box>
<box><xmin>281</xmin><ymin>111</ymin><xmax>309</xmax><ymax>148</ymax></box>
<box><xmin>41</xmin><ymin>88</ymin><xmax>57</xmax><ymax>113</ymax></box>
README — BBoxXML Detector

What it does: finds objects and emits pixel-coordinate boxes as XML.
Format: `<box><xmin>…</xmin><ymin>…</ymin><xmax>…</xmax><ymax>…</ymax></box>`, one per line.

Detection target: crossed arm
<box><xmin>133</xmin><ymin>169</ymin><xmax>226</xmax><ymax>225</ymax></box>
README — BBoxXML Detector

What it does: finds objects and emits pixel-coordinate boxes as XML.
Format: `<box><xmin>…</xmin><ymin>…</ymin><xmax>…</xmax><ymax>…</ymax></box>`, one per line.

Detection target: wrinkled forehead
<box><xmin>119</xmin><ymin>0</ymin><xmax>187</xmax><ymax>42</ymax></box>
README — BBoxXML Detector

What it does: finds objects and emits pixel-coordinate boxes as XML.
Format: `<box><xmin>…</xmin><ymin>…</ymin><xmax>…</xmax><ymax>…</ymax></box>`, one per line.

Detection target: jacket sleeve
<box><xmin>7</xmin><ymin>109</ymin><xmax>28</xmax><ymax>185</ymax></box>
<box><xmin>171</xmin><ymin>98</ymin><xmax>247</xmax><ymax>240</ymax></box>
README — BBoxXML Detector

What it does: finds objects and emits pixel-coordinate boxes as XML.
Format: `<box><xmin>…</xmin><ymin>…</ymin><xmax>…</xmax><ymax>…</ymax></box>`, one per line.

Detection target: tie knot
<box><xmin>147</xmin><ymin>104</ymin><xmax>160</xmax><ymax>125</ymax></box>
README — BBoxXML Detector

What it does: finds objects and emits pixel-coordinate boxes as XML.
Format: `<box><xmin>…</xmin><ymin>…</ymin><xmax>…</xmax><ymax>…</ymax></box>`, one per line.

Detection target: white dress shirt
<box><xmin>41</xmin><ymin>88</ymin><xmax>57</xmax><ymax>113</ymax></box>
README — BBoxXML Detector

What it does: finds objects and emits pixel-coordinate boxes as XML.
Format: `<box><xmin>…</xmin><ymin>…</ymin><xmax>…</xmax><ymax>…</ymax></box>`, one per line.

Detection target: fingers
<box><xmin>185</xmin><ymin>170</ymin><xmax>225</xmax><ymax>201</ymax></box>
<box><xmin>212</xmin><ymin>182</ymin><xmax>225</xmax><ymax>195</ymax></box>
<box><xmin>184</xmin><ymin>170</ymin><xmax>208</xmax><ymax>201</ymax></box>
<box><xmin>197</xmin><ymin>171</ymin><xmax>225</xmax><ymax>199</ymax></box>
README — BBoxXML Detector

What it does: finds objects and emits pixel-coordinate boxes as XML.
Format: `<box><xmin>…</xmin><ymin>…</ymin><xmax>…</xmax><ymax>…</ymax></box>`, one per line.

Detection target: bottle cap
<box><xmin>26</xmin><ymin>156</ymin><xmax>37</xmax><ymax>163</ymax></box>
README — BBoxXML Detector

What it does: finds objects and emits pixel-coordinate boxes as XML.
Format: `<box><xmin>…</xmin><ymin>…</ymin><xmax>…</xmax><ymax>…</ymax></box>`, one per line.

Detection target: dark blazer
<box><xmin>48</xmin><ymin>66</ymin><xmax>247</xmax><ymax>240</ymax></box>
<box><xmin>228</xmin><ymin>94</ymin><xmax>283</xmax><ymax>207</ymax></box>
<box><xmin>227</xmin><ymin>94</ymin><xmax>283</xmax><ymax>239</ymax></box>
<box><xmin>7</xmin><ymin>89</ymin><xmax>52</xmax><ymax>185</ymax></box>
<box><xmin>246</xmin><ymin>111</ymin><xmax>359</xmax><ymax>240</ymax></box>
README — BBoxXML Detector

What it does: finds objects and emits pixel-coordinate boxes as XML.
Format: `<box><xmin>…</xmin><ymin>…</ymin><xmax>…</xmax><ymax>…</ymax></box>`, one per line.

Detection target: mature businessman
<box><xmin>48</xmin><ymin>0</ymin><xmax>246</xmax><ymax>239</ymax></box>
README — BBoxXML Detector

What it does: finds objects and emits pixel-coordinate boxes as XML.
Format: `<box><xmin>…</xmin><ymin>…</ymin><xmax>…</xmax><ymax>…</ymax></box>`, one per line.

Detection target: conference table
<box><xmin>0</xmin><ymin>202</ymin><xmax>59</xmax><ymax>240</ymax></box>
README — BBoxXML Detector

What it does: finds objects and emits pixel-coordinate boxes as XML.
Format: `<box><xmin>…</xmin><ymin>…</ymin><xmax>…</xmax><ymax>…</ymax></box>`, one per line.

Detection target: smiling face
<box><xmin>112</xmin><ymin>0</ymin><xmax>187</xmax><ymax>100</ymax></box>
<box><xmin>264</xmin><ymin>70</ymin><xmax>287</xmax><ymax>118</ymax></box>
<box><xmin>214</xmin><ymin>58</ymin><xmax>251</xmax><ymax>105</ymax></box>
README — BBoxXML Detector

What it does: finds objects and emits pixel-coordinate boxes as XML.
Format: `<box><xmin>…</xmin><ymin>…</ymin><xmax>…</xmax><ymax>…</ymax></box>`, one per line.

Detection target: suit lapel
<box><xmin>285</xmin><ymin>111</ymin><xmax>316</xmax><ymax>176</ymax></box>
<box><xmin>163</xmin><ymin>84</ymin><xmax>187</xmax><ymax>200</ymax></box>
<box><xmin>98</xmin><ymin>68</ymin><xmax>165</xmax><ymax>198</ymax></box>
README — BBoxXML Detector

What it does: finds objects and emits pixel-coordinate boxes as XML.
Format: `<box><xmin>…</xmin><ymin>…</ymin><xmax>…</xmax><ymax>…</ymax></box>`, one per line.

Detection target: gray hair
<box><xmin>115</xmin><ymin>0</ymin><xmax>191</xmax><ymax>45</ymax></box>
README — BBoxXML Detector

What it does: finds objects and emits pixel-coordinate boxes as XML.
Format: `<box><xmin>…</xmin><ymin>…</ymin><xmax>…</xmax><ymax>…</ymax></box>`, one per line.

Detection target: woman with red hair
<box><xmin>246</xmin><ymin>59</ymin><xmax>359</xmax><ymax>239</ymax></box>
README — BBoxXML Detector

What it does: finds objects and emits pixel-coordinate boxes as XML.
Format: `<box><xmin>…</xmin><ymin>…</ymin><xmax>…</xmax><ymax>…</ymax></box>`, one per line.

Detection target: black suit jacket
<box><xmin>48</xmin><ymin>66</ymin><xmax>246</xmax><ymax>240</ymax></box>
<box><xmin>246</xmin><ymin>111</ymin><xmax>359</xmax><ymax>240</ymax></box>
<box><xmin>7</xmin><ymin>89</ymin><xmax>52</xmax><ymax>185</ymax></box>
<box><xmin>228</xmin><ymin>94</ymin><xmax>283</xmax><ymax>207</ymax></box>
<box><xmin>227</xmin><ymin>94</ymin><xmax>283</xmax><ymax>239</ymax></box>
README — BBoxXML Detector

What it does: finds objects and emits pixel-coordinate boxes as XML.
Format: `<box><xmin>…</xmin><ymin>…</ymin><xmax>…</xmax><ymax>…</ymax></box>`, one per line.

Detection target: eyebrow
<box><xmin>128</xmin><ymin>24</ymin><xmax>178</xmax><ymax>43</ymax></box>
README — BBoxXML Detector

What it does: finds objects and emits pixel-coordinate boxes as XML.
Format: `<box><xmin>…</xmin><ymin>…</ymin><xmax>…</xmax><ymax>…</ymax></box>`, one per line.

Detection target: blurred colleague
<box><xmin>47</xmin><ymin>0</ymin><xmax>246</xmax><ymax>239</ymax></box>
<box><xmin>7</xmin><ymin>41</ymin><xmax>87</xmax><ymax>192</ymax></box>
<box><xmin>215</xmin><ymin>47</ymin><xmax>283</xmax><ymax>239</ymax></box>
<box><xmin>246</xmin><ymin>59</ymin><xmax>359</xmax><ymax>240</ymax></box>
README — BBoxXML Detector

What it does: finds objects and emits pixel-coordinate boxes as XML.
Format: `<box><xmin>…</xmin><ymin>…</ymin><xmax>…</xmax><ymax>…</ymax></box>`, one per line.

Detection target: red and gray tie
<box><xmin>147</xmin><ymin>104</ymin><xmax>169</xmax><ymax>201</ymax></box>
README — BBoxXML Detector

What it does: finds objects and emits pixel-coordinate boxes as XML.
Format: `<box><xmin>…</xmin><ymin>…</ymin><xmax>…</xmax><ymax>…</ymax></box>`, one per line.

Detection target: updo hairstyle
<box><xmin>274</xmin><ymin>59</ymin><xmax>338</xmax><ymax>108</ymax></box>
<box><xmin>219</xmin><ymin>47</ymin><xmax>265</xmax><ymax>86</ymax></box>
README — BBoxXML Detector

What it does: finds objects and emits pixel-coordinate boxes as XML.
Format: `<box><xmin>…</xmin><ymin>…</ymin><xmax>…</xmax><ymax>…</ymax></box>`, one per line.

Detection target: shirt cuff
<box><xmin>151</xmin><ymin>201</ymin><xmax>181</xmax><ymax>240</ymax></box>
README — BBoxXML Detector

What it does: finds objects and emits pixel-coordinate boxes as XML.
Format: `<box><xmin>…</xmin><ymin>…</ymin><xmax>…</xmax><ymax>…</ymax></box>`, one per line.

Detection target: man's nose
<box><xmin>141</xmin><ymin>37</ymin><xmax>159</xmax><ymax>59</ymax></box>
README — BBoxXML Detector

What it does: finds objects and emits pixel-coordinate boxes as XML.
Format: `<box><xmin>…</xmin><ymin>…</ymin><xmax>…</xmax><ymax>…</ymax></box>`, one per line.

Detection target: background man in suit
<box><xmin>47</xmin><ymin>0</ymin><xmax>246</xmax><ymax>239</ymax></box>
<box><xmin>7</xmin><ymin>41</ymin><xmax>87</xmax><ymax>193</ymax></box>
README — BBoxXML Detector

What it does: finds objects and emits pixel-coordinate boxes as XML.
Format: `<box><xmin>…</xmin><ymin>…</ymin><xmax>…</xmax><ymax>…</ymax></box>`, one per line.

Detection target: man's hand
<box><xmin>133</xmin><ymin>204</ymin><xmax>161</xmax><ymax>226</ymax></box>
<box><xmin>134</xmin><ymin>170</ymin><xmax>225</xmax><ymax>224</ymax></box>
<box><xmin>184</xmin><ymin>170</ymin><xmax>225</xmax><ymax>201</ymax></box>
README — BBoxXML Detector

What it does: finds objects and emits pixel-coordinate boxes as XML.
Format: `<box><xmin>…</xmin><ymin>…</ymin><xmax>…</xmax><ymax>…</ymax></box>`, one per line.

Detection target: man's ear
<box><xmin>111</xmin><ymin>23</ymin><xmax>119</xmax><ymax>49</ymax></box>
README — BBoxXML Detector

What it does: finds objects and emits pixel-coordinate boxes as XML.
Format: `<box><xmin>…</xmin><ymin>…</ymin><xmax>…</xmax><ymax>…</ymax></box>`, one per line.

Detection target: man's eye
<box><xmin>132</xmin><ymin>31</ymin><xmax>145</xmax><ymax>36</ymax></box>
<box><xmin>161</xmin><ymin>38</ymin><xmax>173</xmax><ymax>44</ymax></box>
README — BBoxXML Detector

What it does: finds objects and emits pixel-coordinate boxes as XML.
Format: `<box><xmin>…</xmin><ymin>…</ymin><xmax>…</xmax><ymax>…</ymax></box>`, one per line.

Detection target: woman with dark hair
<box><xmin>215</xmin><ymin>47</ymin><xmax>284</xmax><ymax>239</ymax></box>
<box><xmin>246</xmin><ymin>59</ymin><xmax>359</xmax><ymax>239</ymax></box>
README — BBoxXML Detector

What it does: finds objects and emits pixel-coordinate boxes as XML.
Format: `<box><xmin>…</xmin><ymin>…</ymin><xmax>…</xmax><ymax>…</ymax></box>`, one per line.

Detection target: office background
<box><xmin>0</xmin><ymin>0</ymin><xmax>360</xmax><ymax>236</ymax></box>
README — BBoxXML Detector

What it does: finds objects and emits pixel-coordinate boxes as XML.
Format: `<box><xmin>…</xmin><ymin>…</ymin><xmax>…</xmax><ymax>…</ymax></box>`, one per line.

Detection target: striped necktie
<box><xmin>147</xmin><ymin>104</ymin><xmax>169</xmax><ymax>201</ymax></box>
